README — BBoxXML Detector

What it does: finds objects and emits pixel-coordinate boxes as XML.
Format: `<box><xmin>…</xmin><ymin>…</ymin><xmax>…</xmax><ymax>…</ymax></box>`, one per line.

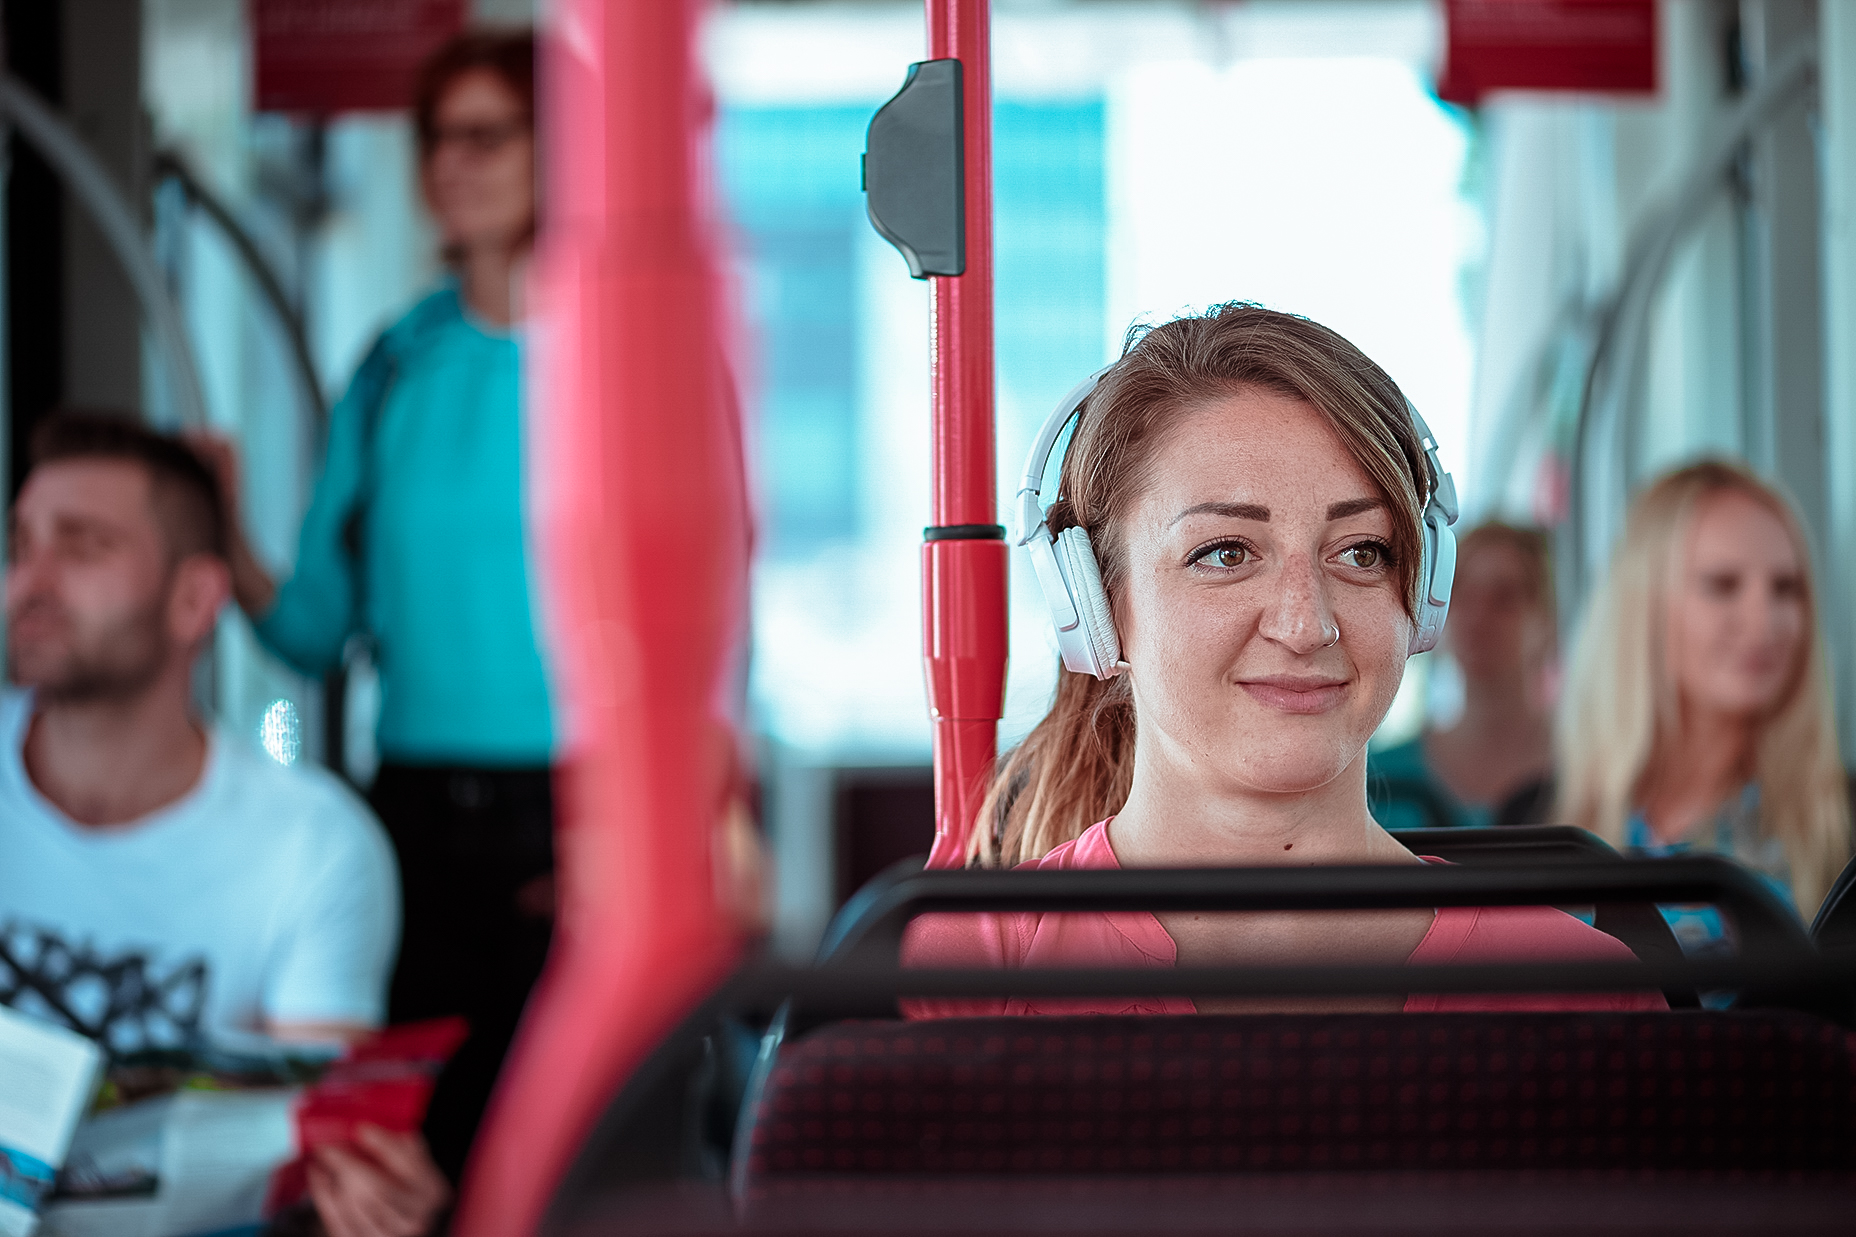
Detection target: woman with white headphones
<box><xmin>906</xmin><ymin>303</ymin><xmax>1661</xmax><ymax>1017</ymax></box>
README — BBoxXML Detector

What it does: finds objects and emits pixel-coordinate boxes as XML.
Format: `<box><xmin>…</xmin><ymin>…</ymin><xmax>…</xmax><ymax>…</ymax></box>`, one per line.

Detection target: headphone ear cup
<box><xmin>1055</xmin><ymin>526</ymin><xmax>1121</xmax><ymax>676</ymax></box>
<box><xmin>1408</xmin><ymin>507</ymin><xmax>1458</xmax><ymax>655</ymax></box>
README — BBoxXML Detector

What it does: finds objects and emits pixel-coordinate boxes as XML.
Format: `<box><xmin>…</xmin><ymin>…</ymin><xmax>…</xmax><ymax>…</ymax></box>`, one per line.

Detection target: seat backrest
<box><xmin>738</xmin><ymin>1011</ymin><xmax>1856</xmax><ymax>1187</ymax></box>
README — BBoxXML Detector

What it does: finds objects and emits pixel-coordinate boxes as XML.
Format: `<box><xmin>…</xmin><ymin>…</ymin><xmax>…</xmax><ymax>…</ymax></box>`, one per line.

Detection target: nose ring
<box><xmin>1321</xmin><ymin>622</ymin><xmax>1340</xmax><ymax>649</ymax></box>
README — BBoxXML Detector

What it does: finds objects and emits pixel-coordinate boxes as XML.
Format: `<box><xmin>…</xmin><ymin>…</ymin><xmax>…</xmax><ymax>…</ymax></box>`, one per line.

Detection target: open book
<box><xmin>0</xmin><ymin>1005</ymin><xmax>103</xmax><ymax>1237</ymax></box>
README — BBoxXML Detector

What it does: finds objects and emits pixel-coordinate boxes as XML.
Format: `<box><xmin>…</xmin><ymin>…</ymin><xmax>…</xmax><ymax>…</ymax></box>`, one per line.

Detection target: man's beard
<box><xmin>6</xmin><ymin>596</ymin><xmax>169</xmax><ymax>704</ymax></box>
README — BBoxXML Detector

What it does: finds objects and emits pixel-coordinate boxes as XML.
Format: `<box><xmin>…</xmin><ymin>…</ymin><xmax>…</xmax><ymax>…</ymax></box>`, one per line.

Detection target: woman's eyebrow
<box><xmin>1169</xmin><ymin>500</ymin><xmax>1270</xmax><ymax>527</ymax></box>
<box><xmin>1326</xmin><ymin>497</ymin><xmax>1383</xmax><ymax>520</ymax></box>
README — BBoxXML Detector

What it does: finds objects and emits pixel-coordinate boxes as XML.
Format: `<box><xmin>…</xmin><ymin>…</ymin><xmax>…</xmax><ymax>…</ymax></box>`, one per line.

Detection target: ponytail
<box><xmin>969</xmin><ymin>670</ymin><xmax>1137</xmax><ymax>867</ymax></box>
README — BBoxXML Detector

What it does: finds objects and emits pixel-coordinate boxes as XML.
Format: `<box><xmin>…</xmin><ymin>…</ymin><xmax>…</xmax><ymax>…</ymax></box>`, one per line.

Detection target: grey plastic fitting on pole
<box><xmin>0</xmin><ymin>74</ymin><xmax>211</xmax><ymax>430</ymax></box>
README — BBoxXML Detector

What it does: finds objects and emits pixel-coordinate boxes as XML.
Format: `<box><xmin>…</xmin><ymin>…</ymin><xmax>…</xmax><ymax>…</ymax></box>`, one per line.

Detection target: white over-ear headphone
<box><xmin>1015</xmin><ymin>368</ymin><xmax>1460</xmax><ymax>679</ymax></box>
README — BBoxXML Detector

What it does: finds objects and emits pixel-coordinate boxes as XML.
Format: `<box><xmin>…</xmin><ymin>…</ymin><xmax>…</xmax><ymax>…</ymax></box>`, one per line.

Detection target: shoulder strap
<box><xmin>340</xmin><ymin>331</ymin><xmax>401</xmax><ymax>566</ymax></box>
<box><xmin>338</xmin><ymin>291</ymin><xmax>461</xmax><ymax>640</ymax></box>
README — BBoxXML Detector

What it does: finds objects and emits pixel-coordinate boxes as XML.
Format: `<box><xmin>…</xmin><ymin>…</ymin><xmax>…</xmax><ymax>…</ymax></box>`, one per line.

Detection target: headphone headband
<box><xmin>1014</xmin><ymin>366</ymin><xmax>1112</xmax><ymax>548</ymax></box>
<box><xmin>1406</xmin><ymin>404</ymin><xmax>1459</xmax><ymax>526</ymax></box>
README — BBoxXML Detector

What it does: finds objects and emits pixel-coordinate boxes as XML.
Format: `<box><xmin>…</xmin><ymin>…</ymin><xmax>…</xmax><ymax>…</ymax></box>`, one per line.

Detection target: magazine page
<box><xmin>0</xmin><ymin>1006</ymin><xmax>103</xmax><ymax>1237</ymax></box>
<box><xmin>42</xmin><ymin>1090</ymin><xmax>297</xmax><ymax>1237</ymax></box>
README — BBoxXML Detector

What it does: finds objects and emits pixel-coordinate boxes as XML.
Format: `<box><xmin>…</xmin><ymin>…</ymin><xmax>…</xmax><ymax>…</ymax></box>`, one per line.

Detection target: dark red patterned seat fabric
<box><xmin>740</xmin><ymin>1013</ymin><xmax>1856</xmax><ymax>1183</ymax></box>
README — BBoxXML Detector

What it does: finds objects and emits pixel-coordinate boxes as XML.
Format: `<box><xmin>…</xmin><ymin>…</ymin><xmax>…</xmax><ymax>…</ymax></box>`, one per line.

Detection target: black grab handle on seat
<box><xmin>818</xmin><ymin>826</ymin><xmax>1623</xmax><ymax>963</ymax></box>
<box><xmin>823</xmin><ymin>855</ymin><xmax>1810</xmax><ymax>970</ymax></box>
<box><xmin>1389</xmin><ymin>824</ymin><xmax>1619</xmax><ymax>863</ymax></box>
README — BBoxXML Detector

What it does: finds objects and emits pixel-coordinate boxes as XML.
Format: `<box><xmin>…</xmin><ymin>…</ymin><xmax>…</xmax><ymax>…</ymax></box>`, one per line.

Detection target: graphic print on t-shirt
<box><xmin>0</xmin><ymin>922</ymin><xmax>207</xmax><ymax>1054</ymax></box>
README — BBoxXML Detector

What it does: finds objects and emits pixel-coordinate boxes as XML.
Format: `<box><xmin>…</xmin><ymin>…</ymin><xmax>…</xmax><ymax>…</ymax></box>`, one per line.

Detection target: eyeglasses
<box><xmin>427</xmin><ymin>116</ymin><xmax>530</xmax><ymax>159</ymax></box>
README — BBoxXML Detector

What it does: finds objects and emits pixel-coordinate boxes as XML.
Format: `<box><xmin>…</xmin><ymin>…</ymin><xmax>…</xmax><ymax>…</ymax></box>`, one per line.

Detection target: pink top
<box><xmin>902</xmin><ymin>821</ymin><xmax>1668</xmax><ymax>1018</ymax></box>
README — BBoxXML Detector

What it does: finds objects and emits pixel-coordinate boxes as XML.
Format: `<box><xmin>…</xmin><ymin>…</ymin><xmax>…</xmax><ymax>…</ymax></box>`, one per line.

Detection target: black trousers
<box><xmin>369</xmin><ymin>763</ymin><xmax>555</xmax><ymax>1187</ymax></box>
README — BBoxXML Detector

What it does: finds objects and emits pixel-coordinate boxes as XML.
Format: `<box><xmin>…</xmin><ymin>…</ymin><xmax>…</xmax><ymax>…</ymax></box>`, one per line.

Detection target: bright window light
<box><xmin>259</xmin><ymin>697</ymin><xmax>301</xmax><ymax>766</ymax></box>
<box><xmin>712</xmin><ymin>4</ymin><xmax>1480</xmax><ymax>763</ymax></box>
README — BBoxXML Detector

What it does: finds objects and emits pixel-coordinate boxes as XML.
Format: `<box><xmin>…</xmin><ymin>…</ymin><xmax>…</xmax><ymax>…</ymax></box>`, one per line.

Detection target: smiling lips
<box><xmin>1238</xmin><ymin>673</ymin><xmax>1350</xmax><ymax>714</ymax></box>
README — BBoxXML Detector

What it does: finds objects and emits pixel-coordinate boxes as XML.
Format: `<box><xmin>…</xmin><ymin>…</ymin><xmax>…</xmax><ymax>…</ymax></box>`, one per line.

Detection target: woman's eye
<box><xmin>1193</xmin><ymin>544</ymin><xmax>1251</xmax><ymax>570</ymax></box>
<box><xmin>1339</xmin><ymin>543</ymin><xmax>1385</xmax><ymax>570</ymax></box>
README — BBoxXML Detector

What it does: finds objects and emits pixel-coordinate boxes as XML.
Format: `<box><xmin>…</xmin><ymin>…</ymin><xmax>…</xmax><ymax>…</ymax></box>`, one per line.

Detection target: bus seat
<box><xmin>734</xmin><ymin>1010</ymin><xmax>1856</xmax><ymax>1197</ymax></box>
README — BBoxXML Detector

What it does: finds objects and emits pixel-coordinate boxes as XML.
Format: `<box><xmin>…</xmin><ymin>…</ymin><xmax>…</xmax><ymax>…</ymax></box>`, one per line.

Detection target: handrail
<box><xmin>1568</xmin><ymin>44</ymin><xmax>1817</xmax><ymax>595</ymax></box>
<box><xmin>1812</xmin><ymin>849</ymin><xmax>1856</xmax><ymax>949</ymax></box>
<box><xmin>921</xmin><ymin>0</ymin><xmax>1005</xmax><ymax>869</ymax></box>
<box><xmin>0</xmin><ymin>74</ymin><xmax>210</xmax><ymax>429</ymax></box>
<box><xmin>816</xmin><ymin>828</ymin><xmax>1685</xmax><ymax>973</ymax></box>
<box><xmin>1475</xmin><ymin>289</ymin><xmax>1590</xmax><ymax>528</ymax></box>
<box><xmin>152</xmin><ymin>149</ymin><xmax>328</xmax><ymax>441</ymax></box>
<box><xmin>450</xmin><ymin>2</ymin><xmax>751</xmax><ymax>1232</ymax></box>
<box><xmin>823</xmin><ymin>856</ymin><xmax>1812</xmax><ymax>969</ymax></box>
<box><xmin>782</xmin><ymin>954</ymin><xmax>1851</xmax><ymax>1005</ymax></box>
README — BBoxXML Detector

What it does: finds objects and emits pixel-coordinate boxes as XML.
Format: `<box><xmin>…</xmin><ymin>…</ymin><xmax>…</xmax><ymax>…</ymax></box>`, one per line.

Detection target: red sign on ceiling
<box><xmin>253</xmin><ymin>0</ymin><xmax>466</xmax><ymax>114</ymax></box>
<box><xmin>1436</xmin><ymin>0</ymin><xmax>1658</xmax><ymax>106</ymax></box>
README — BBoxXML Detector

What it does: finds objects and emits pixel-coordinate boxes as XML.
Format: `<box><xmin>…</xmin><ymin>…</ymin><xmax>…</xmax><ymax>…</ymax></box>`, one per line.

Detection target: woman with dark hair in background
<box><xmin>1369</xmin><ymin>523</ymin><xmax>1558</xmax><ymax>830</ymax></box>
<box><xmin>200</xmin><ymin>29</ymin><xmax>551</xmax><ymax>1184</ymax></box>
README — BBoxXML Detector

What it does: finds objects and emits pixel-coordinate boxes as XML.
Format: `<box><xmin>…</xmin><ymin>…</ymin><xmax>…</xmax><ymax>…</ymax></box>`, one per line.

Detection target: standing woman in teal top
<box><xmin>1556</xmin><ymin>461</ymin><xmax>1852</xmax><ymax>940</ymax></box>
<box><xmin>207</xmin><ymin>29</ymin><xmax>550</xmax><ymax>1185</ymax></box>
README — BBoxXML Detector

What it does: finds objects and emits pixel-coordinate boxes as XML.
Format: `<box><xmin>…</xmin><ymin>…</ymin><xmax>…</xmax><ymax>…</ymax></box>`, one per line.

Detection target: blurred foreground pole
<box><xmin>1823</xmin><ymin>3</ymin><xmax>1856</xmax><ymax>764</ymax></box>
<box><xmin>453</xmin><ymin>1</ymin><xmax>749</xmax><ymax>1232</ymax></box>
<box><xmin>923</xmin><ymin>0</ymin><xmax>1006</xmax><ymax>868</ymax></box>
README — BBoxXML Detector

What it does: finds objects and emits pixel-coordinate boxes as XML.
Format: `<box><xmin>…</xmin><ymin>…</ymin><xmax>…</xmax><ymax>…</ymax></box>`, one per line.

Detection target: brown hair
<box><xmin>1555</xmin><ymin>460</ymin><xmax>1852</xmax><ymax>914</ymax></box>
<box><xmin>973</xmin><ymin>302</ymin><xmax>1438</xmax><ymax>866</ymax></box>
<box><xmin>413</xmin><ymin>29</ymin><xmax>535</xmax><ymax>161</ymax></box>
<box><xmin>28</xmin><ymin>410</ymin><xmax>226</xmax><ymax>561</ymax></box>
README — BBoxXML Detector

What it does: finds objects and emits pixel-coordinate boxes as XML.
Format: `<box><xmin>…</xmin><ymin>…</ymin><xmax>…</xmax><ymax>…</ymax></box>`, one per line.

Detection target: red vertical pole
<box><xmin>452</xmin><ymin>2</ymin><xmax>749</xmax><ymax>1233</ymax></box>
<box><xmin>922</xmin><ymin>0</ymin><xmax>1006</xmax><ymax>869</ymax></box>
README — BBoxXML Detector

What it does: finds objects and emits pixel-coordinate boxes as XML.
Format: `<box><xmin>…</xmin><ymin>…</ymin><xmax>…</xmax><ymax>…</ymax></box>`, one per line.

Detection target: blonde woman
<box><xmin>903</xmin><ymin>303</ymin><xmax>1661</xmax><ymax>1018</ymax></box>
<box><xmin>1557</xmin><ymin>461</ymin><xmax>1852</xmax><ymax>932</ymax></box>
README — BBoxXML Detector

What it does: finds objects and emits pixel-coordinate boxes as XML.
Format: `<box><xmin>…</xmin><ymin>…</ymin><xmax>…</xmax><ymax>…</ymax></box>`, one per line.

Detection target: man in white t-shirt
<box><xmin>2</xmin><ymin>412</ymin><xmax>445</xmax><ymax>1237</ymax></box>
